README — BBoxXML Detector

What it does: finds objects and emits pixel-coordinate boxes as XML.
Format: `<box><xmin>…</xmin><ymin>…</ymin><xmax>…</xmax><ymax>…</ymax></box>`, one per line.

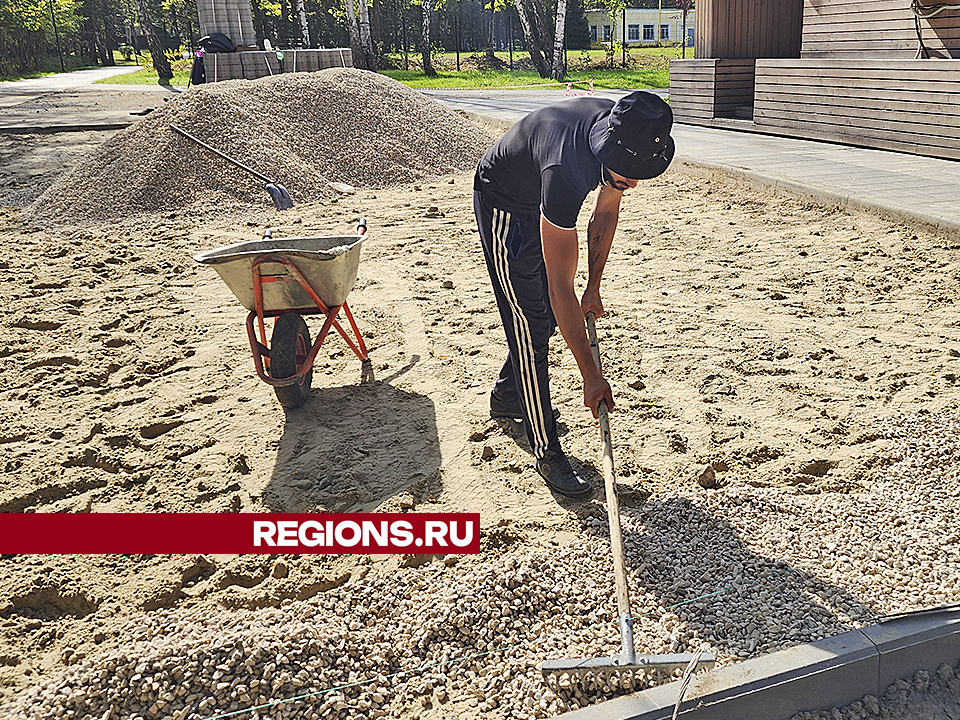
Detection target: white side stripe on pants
<box><xmin>490</xmin><ymin>207</ymin><xmax>550</xmax><ymax>457</ymax></box>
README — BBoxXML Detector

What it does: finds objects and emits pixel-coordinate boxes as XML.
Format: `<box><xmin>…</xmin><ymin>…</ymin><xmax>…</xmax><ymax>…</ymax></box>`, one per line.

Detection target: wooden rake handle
<box><xmin>586</xmin><ymin>312</ymin><xmax>632</xmax><ymax>623</ymax></box>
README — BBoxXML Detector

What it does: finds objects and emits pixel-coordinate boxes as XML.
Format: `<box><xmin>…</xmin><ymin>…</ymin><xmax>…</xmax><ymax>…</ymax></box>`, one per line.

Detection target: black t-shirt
<box><xmin>474</xmin><ymin>97</ymin><xmax>613</xmax><ymax>230</ymax></box>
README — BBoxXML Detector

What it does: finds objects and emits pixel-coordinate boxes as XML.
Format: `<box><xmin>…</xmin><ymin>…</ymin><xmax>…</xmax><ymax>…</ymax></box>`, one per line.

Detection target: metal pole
<box><xmin>621</xmin><ymin>3</ymin><xmax>627</xmax><ymax>68</ymax></box>
<box><xmin>455</xmin><ymin>0</ymin><xmax>460</xmax><ymax>72</ymax></box>
<box><xmin>657</xmin><ymin>0</ymin><xmax>662</xmax><ymax>47</ymax></box>
<box><xmin>48</xmin><ymin>0</ymin><xmax>65</xmax><ymax>72</ymax></box>
<box><xmin>509</xmin><ymin>15</ymin><xmax>513</xmax><ymax>69</ymax></box>
<box><xmin>401</xmin><ymin>0</ymin><xmax>409</xmax><ymax>71</ymax></box>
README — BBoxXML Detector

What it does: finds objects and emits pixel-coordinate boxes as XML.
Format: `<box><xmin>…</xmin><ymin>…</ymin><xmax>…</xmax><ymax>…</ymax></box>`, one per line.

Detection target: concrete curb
<box><xmin>674</xmin><ymin>157</ymin><xmax>960</xmax><ymax>239</ymax></box>
<box><xmin>558</xmin><ymin>607</ymin><xmax>960</xmax><ymax>720</ymax></box>
<box><xmin>458</xmin><ymin>109</ymin><xmax>515</xmax><ymax>132</ymax></box>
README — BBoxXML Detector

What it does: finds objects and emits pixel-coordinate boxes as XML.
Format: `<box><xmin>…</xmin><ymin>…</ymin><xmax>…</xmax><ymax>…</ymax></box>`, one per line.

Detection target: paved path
<box><xmin>0</xmin><ymin>65</ymin><xmax>143</xmax><ymax>108</ymax></box>
<box><xmin>671</xmin><ymin>124</ymin><xmax>960</xmax><ymax>236</ymax></box>
<box><xmin>426</xmin><ymin>90</ymin><xmax>960</xmax><ymax>237</ymax></box>
<box><xmin>0</xmin><ymin>65</ymin><xmax>184</xmax><ymax>132</ymax></box>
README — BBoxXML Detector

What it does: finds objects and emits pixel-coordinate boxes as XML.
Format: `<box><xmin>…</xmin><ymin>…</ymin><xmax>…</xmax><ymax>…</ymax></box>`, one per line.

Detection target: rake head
<box><xmin>542</xmin><ymin>652</ymin><xmax>716</xmax><ymax>684</ymax></box>
<box><xmin>542</xmin><ymin>614</ymin><xmax>715</xmax><ymax>688</ymax></box>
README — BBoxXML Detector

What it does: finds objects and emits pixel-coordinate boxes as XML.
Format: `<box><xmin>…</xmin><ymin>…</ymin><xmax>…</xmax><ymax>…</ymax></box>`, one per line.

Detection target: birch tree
<box><xmin>551</xmin><ymin>0</ymin><xmax>566</xmax><ymax>80</ymax></box>
<box><xmin>357</xmin><ymin>0</ymin><xmax>374</xmax><ymax>66</ymax></box>
<box><xmin>420</xmin><ymin>0</ymin><xmax>435</xmax><ymax>76</ymax></box>
<box><xmin>344</xmin><ymin>0</ymin><xmax>364</xmax><ymax>64</ymax></box>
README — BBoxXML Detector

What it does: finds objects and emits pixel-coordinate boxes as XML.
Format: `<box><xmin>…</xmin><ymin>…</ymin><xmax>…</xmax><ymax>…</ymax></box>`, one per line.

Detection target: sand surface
<box><xmin>2</xmin><ymin>125</ymin><xmax>960</xmax><ymax>717</ymax></box>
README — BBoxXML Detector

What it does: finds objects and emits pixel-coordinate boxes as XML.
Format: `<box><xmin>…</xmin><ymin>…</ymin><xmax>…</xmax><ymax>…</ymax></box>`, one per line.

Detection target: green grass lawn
<box><xmin>381</xmin><ymin>67</ymin><xmax>668</xmax><ymax>90</ymax></box>
<box><xmin>90</xmin><ymin>45</ymin><xmax>688</xmax><ymax>89</ymax></box>
<box><xmin>382</xmin><ymin>46</ymin><xmax>686</xmax><ymax>89</ymax></box>
<box><xmin>96</xmin><ymin>67</ymin><xmax>191</xmax><ymax>86</ymax></box>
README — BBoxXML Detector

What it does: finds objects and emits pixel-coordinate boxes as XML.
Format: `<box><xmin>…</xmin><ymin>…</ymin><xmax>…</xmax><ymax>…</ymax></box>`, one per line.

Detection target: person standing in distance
<box><xmin>474</xmin><ymin>91</ymin><xmax>675</xmax><ymax>498</ymax></box>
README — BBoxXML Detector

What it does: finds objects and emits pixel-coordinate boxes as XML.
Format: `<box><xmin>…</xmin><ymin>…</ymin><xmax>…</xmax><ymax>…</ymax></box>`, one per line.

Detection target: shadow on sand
<box><xmin>262</xmin><ymin>356</ymin><xmax>442</xmax><ymax>513</ymax></box>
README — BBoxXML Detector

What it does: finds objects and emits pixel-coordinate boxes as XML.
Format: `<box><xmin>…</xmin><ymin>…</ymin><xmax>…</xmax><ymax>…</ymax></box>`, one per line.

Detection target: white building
<box><xmin>584</xmin><ymin>7</ymin><xmax>695</xmax><ymax>47</ymax></box>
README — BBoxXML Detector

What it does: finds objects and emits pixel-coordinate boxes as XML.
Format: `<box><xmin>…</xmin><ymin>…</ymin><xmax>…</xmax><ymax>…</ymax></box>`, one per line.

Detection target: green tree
<box><xmin>564</xmin><ymin>0</ymin><xmax>589</xmax><ymax>50</ymax></box>
<box><xmin>133</xmin><ymin>0</ymin><xmax>172</xmax><ymax>78</ymax></box>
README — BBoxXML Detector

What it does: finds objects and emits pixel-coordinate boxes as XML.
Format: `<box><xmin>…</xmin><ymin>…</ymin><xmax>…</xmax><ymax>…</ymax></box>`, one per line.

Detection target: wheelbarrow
<box><xmin>194</xmin><ymin>224</ymin><xmax>369</xmax><ymax>409</ymax></box>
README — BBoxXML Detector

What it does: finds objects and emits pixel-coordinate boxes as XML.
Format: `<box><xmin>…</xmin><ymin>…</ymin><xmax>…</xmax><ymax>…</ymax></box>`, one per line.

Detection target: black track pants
<box><xmin>475</xmin><ymin>190</ymin><xmax>562</xmax><ymax>459</ymax></box>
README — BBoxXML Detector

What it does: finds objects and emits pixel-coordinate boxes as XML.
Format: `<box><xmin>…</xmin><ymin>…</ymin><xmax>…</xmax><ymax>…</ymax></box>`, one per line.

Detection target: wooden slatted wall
<box><xmin>715</xmin><ymin>60</ymin><xmax>756</xmax><ymax>117</ymax></box>
<box><xmin>754</xmin><ymin>59</ymin><xmax>960</xmax><ymax>159</ymax></box>
<box><xmin>802</xmin><ymin>0</ymin><xmax>960</xmax><ymax>58</ymax></box>
<box><xmin>669</xmin><ymin>59</ymin><xmax>718</xmax><ymax>122</ymax></box>
<box><xmin>697</xmin><ymin>0</ymin><xmax>804</xmax><ymax>59</ymax></box>
<box><xmin>670</xmin><ymin>59</ymin><xmax>756</xmax><ymax>122</ymax></box>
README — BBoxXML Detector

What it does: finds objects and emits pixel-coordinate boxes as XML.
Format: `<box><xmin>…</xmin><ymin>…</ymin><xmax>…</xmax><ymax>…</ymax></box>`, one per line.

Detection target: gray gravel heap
<box><xmin>22</xmin><ymin>68</ymin><xmax>494</xmax><ymax>227</ymax></box>
<box><xmin>4</xmin><ymin>410</ymin><xmax>960</xmax><ymax>720</ymax></box>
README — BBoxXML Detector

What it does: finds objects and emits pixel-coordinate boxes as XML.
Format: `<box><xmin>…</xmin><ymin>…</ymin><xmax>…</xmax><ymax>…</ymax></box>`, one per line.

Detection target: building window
<box><xmin>642</xmin><ymin>24</ymin><xmax>654</xmax><ymax>41</ymax></box>
<box><xmin>590</xmin><ymin>25</ymin><xmax>597</xmax><ymax>42</ymax></box>
<box><xmin>660</xmin><ymin>24</ymin><xmax>670</xmax><ymax>40</ymax></box>
<box><xmin>627</xmin><ymin>24</ymin><xmax>640</xmax><ymax>42</ymax></box>
<box><xmin>602</xmin><ymin>25</ymin><xmax>611</xmax><ymax>42</ymax></box>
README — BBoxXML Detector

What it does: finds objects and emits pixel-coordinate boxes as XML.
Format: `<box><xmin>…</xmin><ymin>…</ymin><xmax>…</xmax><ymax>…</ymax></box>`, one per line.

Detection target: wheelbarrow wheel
<box><xmin>270</xmin><ymin>313</ymin><xmax>313</xmax><ymax>409</ymax></box>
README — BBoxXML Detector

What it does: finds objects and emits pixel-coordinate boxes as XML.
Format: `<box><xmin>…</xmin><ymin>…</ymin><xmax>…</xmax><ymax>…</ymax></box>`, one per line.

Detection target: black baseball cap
<box><xmin>589</xmin><ymin>91</ymin><xmax>675</xmax><ymax>180</ymax></box>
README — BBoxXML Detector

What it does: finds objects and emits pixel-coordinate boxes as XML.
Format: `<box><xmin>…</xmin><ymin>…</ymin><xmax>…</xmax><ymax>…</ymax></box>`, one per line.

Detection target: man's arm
<box><xmin>580</xmin><ymin>182</ymin><xmax>625</xmax><ymax>318</ymax></box>
<box><xmin>541</xmin><ymin>216</ymin><xmax>615</xmax><ymax>417</ymax></box>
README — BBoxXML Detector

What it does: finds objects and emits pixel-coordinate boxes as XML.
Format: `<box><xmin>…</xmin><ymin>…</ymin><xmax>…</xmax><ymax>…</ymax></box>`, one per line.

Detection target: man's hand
<box><xmin>580</xmin><ymin>288</ymin><xmax>604</xmax><ymax>319</ymax></box>
<box><xmin>584</xmin><ymin>371</ymin><xmax>614</xmax><ymax>418</ymax></box>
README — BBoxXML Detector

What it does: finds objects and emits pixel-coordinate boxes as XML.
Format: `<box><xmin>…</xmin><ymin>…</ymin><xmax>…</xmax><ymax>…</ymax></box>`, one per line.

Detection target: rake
<box><xmin>541</xmin><ymin>312</ymin><xmax>715</xmax><ymax>687</ymax></box>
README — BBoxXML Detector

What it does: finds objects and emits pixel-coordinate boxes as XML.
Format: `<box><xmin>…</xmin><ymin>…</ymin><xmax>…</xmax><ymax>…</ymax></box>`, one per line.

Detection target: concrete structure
<box><xmin>197</xmin><ymin>0</ymin><xmax>257</xmax><ymax>50</ymax></box>
<box><xmin>193</xmin><ymin>0</ymin><xmax>352</xmax><ymax>82</ymax></box>
<box><xmin>584</xmin><ymin>7</ymin><xmax>695</xmax><ymax>48</ymax></box>
<box><xmin>202</xmin><ymin>48</ymin><xmax>353</xmax><ymax>82</ymax></box>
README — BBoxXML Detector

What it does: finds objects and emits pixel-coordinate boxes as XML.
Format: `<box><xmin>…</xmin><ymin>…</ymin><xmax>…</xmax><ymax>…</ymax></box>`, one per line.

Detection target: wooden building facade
<box><xmin>669</xmin><ymin>0</ymin><xmax>960</xmax><ymax>161</ymax></box>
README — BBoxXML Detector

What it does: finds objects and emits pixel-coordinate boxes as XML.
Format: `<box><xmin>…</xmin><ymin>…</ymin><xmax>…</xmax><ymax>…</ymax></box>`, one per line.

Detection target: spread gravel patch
<box><xmin>4</xmin><ymin>410</ymin><xmax>960</xmax><ymax>719</ymax></box>
<box><xmin>792</xmin><ymin>663</ymin><xmax>960</xmax><ymax>720</ymax></box>
<box><xmin>22</xmin><ymin>68</ymin><xmax>493</xmax><ymax>227</ymax></box>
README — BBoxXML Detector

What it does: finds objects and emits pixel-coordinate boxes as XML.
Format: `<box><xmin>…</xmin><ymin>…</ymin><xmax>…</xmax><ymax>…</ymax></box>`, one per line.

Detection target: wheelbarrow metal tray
<box><xmin>194</xmin><ymin>235</ymin><xmax>365</xmax><ymax>312</ymax></box>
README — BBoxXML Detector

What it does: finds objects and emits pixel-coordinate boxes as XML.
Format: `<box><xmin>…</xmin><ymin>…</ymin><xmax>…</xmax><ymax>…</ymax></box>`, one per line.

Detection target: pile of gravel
<box><xmin>23</xmin><ymin>68</ymin><xmax>494</xmax><ymax>226</ymax></box>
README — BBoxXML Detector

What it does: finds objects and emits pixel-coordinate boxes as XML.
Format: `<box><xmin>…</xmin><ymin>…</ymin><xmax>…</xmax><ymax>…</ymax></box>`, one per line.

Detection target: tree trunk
<box><xmin>293</xmin><ymin>0</ymin><xmax>310</xmax><ymax>46</ymax></box>
<box><xmin>370</xmin><ymin>0</ymin><xmax>382</xmax><ymax>66</ymax></box>
<box><xmin>133</xmin><ymin>0</ymin><xmax>173</xmax><ymax>80</ymax></box>
<box><xmin>551</xmin><ymin>0</ymin><xmax>566</xmax><ymax>80</ymax></box>
<box><xmin>280</xmin><ymin>0</ymin><xmax>290</xmax><ymax>45</ymax></box>
<box><xmin>529</xmin><ymin>0</ymin><xmax>554</xmax><ymax>66</ymax></box>
<box><xmin>344</xmin><ymin>0</ymin><xmax>364</xmax><ymax>67</ymax></box>
<box><xmin>485</xmin><ymin>0</ymin><xmax>495</xmax><ymax>60</ymax></box>
<box><xmin>421</xmin><ymin>0</ymin><xmax>435</xmax><ymax>76</ymax></box>
<box><xmin>104</xmin><ymin>16</ymin><xmax>117</xmax><ymax>66</ymax></box>
<box><xmin>252</xmin><ymin>0</ymin><xmax>268</xmax><ymax>49</ymax></box>
<box><xmin>512</xmin><ymin>0</ymin><xmax>550</xmax><ymax>77</ymax></box>
<box><xmin>358</xmin><ymin>0</ymin><xmax>375</xmax><ymax>69</ymax></box>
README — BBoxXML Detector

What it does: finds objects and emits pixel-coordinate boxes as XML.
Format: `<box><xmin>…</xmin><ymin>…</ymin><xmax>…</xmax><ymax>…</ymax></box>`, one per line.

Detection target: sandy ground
<box><xmin>2</xmin><ymin>128</ymin><xmax>960</xmax><ymax>712</ymax></box>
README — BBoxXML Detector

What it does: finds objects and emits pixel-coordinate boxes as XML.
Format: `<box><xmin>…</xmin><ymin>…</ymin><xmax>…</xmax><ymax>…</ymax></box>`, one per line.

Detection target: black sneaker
<box><xmin>535</xmin><ymin>450</ymin><xmax>592</xmax><ymax>498</ymax></box>
<box><xmin>489</xmin><ymin>392</ymin><xmax>560</xmax><ymax>421</ymax></box>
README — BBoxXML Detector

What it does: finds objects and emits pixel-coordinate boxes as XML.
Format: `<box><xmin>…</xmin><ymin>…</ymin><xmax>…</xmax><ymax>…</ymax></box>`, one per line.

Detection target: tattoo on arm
<box><xmin>588</xmin><ymin>229</ymin><xmax>603</xmax><ymax>271</ymax></box>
